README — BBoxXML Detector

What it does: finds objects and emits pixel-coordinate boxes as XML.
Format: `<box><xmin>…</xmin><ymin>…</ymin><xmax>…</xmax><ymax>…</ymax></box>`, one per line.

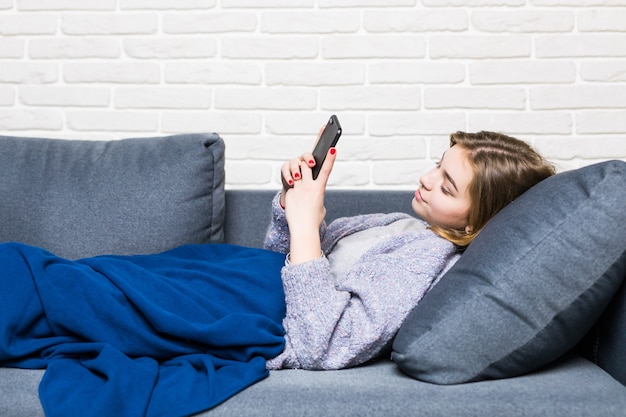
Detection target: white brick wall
<box><xmin>1</xmin><ymin>1</ymin><xmax>625</xmax><ymax>189</ymax></box>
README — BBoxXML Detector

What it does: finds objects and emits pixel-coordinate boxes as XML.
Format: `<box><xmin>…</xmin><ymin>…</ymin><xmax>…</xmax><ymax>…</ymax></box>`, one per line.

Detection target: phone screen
<box><xmin>311</xmin><ymin>115</ymin><xmax>342</xmax><ymax>180</ymax></box>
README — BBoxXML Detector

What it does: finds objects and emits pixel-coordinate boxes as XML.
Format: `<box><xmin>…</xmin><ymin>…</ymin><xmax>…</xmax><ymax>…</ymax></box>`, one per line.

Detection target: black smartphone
<box><xmin>311</xmin><ymin>115</ymin><xmax>342</xmax><ymax>180</ymax></box>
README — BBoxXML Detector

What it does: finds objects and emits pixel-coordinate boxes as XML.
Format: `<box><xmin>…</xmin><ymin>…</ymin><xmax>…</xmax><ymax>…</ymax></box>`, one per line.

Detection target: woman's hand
<box><xmin>280</xmin><ymin>147</ymin><xmax>337</xmax><ymax>265</ymax></box>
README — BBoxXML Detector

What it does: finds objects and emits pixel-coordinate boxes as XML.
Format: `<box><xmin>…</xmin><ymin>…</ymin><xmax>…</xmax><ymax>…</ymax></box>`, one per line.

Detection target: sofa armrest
<box><xmin>0</xmin><ymin>133</ymin><xmax>225</xmax><ymax>259</ymax></box>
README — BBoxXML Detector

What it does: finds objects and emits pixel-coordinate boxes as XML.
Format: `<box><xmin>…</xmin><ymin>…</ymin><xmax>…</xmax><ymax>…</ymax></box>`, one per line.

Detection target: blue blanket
<box><xmin>0</xmin><ymin>242</ymin><xmax>286</xmax><ymax>417</ymax></box>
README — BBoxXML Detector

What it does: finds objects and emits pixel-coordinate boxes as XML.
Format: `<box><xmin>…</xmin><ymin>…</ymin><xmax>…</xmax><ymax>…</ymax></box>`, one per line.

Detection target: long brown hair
<box><xmin>430</xmin><ymin>131</ymin><xmax>555</xmax><ymax>247</ymax></box>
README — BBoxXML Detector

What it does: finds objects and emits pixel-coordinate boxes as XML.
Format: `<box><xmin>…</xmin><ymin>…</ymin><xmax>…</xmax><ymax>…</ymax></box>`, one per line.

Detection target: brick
<box><xmin>266</xmin><ymin>62</ymin><xmax>365</xmax><ymax>86</ymax></box>
<box><xmin>580</xmin><ymin>61</ymin><xmax>626</xmax><ymax>81</ymax></box>
<box><xmin>577</xmin><ymin>110</ymin><xmax>626</xmax><ymax>134</ymax></box>
<box><xmin>370</xmin><ymin>112</ymin><xmax>466</xmax><ymax>135</ymax></box>
<box><xmin>323</xmin><ymin>35</ymin><xmax>426</xmax><ymax>59</ymax></box>
<box><xmin>162</xmin><ymin>111</ymin><xmax>262</xmax><ymax>134</ymax></box>
<box><xmin>222</xmin><ymin>0</ymin><xmax>312</xmax><ymax>7</ymax></box>
<box><xmin>318</xmin><ymin>0</ymin><xmax>416</xmax><ymax>6</ymax></box>
<box><xmin>531</xmin><ymin>86</ymin><xmax>626</xmax><ymax>109</ymax></box>
<box><xmin>62</xmin><ymin>14</ymin><xmax>158</xmax><ymax>35</ymax></box>
<box><xmin>64</xmin><ymin>62</ymin><xmax>160</xmax><ymax>84</ymax></box>
<box><xmin>322</xmin><ymin>87</ymin><xmax>421</xmax><ymax>110</ymax></box>
<box><xmin>533</xmin><ymin>0</ymin><xmax>626</xmax><ymax>5</ymax></box>
<box><xmin>121</xmin><ymin>0</ymin><xmax>216</xmax><ymax>9</ymax></box>
<box><xmin>472</xmin><ymin>10</ymin><xmax>574</xmax><ymax>32</ymax></box>
<box><xmin>370</xmin><ymin>62</ymin><xmax>465</xmax><ymax>84</ymax></box>
<box><xmin>328</xmin><ymin>162</ymin><xmax>371</xmax><ymax>187</ymax></box>
<box><xmin>469</xmin><ymin>112</ymin><xmax>572</xmax><ymax>135</ymax></box>
<box><xmin>471</xmin><ymin>60</ymin><xmax>576</xmax><ymax>84</ymax></box>
<box><xmin>0</xmin><ymin>62</ymin><xmax>58</xmax><ymax>83</ymax></box>
<box><xmin>215</xmin><ymin>88</ymin><xmax>317</xmax><ymax>110</ymax></box>
<box><xmin>223</xmin><ymin>136</ymin><xmax>308</xmax><ymax>160</ymax></box>
<box><xmin>67</xmin><ymin>110</ymin><xmax>158</xmax><ymax>131</ymax></box>
<box><xmin>0</xmin><ymin>86</ymin><xmax>15</xmax><ymax>105</ymax></box>
<box><xmin>430</xmin><ymin>35</ymin><xmax>530</xmax><ymax>59</ymax></box>
<box><xmin>0</xmin><ymin>0</ymin><xmax>12</xmax><ymax>9</ymax></box>
<box><xmin>225</xmin><ymin>161</ymin><xmax>274</xmax><ymax>185</ymax></box>
<box><xmin>221</xmin><ymin>37</ymin><xmax>318</xmax><ymax>59</ymax></box>
<box><xmin>364</xmin><ymin>10</ymin><xmax>468</xmax><ymax>32</ymax></box>
<box><xmin>115</xmin><ymin>87</ymin><xmax>211</xmax><ymax>109</ymax></box>
<box><xmin>20</xmin><ymin>86</ymin><xmax>110</xmax><ymax>106</ymax></box>
<box><xmin>578</xmin><ymin>9</ymin><xmax>626</xmax><ymax>31</ymax></box>
<box><xmin>29</xmin><ymin>38</ymin><xmax>120</xmax><ymax>59</ymax></box>
<box><xmin>261</xmin><ymin>11</ymin><xmax>360</xmax><ymax>34</ymax></box>
<box><xmin>0</xmin><ymin>14</ymin><xmax>57</xmax><ymax>35</ymax></box>
<box><xmin>165</xmin><ymin>62</ymin><xmax>261</xmax><ymax>85</ymax></box>
<box><xmin>326</xmin><ymin>136</ymin><xmax>374</xmax><ymax>161</ymax></box>
<box><xmin>265</xmin><ymin>112</ymin><xmax>365</xmax><ymax>136</ymax></box>
<box><xmin>164</xmin><ymin>13</ymin><xmax>257</xmax><ymax>33</ymax></box>
<box><xmin>429</xmin><ymin>134</ymin><xmax>457</xmax><ymax>158</ymax></box>
<box><xmin>536</xmin><ymin>35</ymin><xmax>626</xmax><ymax>57</ymax></box>
<box><xmin>0</xmin><ymin>38</ymin><xmax>24</xmax><ymax>58</ymax></box>
<box><xmin>425</xmin><ymin>87</ymin><xmax>526</xmax><ymax>109</ymax></box>
<box><xmin>18</xmin><ymin>0</ymin><xmax>116</xmax><ymax>10</ymax></box>
<box><xmin>124</xmin><ymin>38</ymin><xmax>217</xmax><ymax>58</ymax></box>
<box><xmin>538</xmin><ymin>136</ymin><xmax>626</xmax><ymax>159</ymax></box>
<box><xmin>422</xmin><ymin>0</ymin><xmax>524</xmax><ymax>4</ymax></box>
<box><xmin>373</xmin><ymin>160</ymin><xmax>425</xmax><ymax>186</ymax></box>
<box><xmin>359</xmin><ymin>137</ymin><xmax>428</xmax><ymax>160</ymax></box>
<box><xmin>0</xmin><ymin>109</ymin><xmax>63</xmax><ymax>130</ymax></box>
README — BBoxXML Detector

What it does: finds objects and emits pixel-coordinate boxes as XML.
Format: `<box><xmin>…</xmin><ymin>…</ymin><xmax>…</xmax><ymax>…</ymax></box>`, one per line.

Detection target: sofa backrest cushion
<box><xmin>392</xmin><ymin>160</ymin><xmax>626</xmax><ymax>384</ymax></box>
<box><xmin>224</xmin><ymin>189</ymin><xmax>414</xmax><ymax>248</ymax></box>
<box><xmin>0</xmin><ymin>133</ymin><xmax>225</xmax><ymax>259</ymax></box>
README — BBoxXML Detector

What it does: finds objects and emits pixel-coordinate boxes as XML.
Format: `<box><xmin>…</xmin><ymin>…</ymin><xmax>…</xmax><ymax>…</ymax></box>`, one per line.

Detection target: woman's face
<box><xmin>412</xmin><ymin>145</ymin><xmax>474</xmax><ymax>232</ymax></box>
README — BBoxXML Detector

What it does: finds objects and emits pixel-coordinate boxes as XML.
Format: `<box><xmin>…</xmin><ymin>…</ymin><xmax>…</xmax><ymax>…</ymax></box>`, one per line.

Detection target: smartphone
<box><xmin>311</xmin><ymin>115</ymin><xmax>342</xmax><ymax>180</ymax></box>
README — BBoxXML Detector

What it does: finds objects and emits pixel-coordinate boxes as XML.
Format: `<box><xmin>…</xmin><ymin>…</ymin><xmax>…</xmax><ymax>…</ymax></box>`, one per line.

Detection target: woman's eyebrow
<box><xmin>443</xmin><ymin>170</ymin><xmax>459</xmax><ymax>192</ymax></box>
<box><xmin>439</xmin><ymin>151</ymin><xmax>459</xmax><ymax>193</ymax></box>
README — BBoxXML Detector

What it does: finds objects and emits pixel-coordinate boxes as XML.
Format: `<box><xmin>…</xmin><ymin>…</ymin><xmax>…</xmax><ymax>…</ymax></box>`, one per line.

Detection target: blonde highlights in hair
<box><xmin>430</xmin><ymin>131</ymin><xmax>555</xmax><ymax>247</ymax></box>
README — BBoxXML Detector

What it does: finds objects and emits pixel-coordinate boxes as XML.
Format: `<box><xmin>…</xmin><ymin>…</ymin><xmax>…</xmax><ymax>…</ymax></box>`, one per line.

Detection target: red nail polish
<box><xmin>308</xmin><ymin>160</ymin><xmax>315</xmax><ymax>165</ymax></box>
<box><xmin>288</xmin><ymin>179</ymin><xmax>294</xmax><ymax>186</ymax></box>
<box><xmin>330</xmin><ymin>148</ymin><xmax>336</xmax><ymax>155</ymax></box>
<box><xmin>294</xmin><ymin>172</ymin><xmax>300</xmax><ymax>179</ymax></box>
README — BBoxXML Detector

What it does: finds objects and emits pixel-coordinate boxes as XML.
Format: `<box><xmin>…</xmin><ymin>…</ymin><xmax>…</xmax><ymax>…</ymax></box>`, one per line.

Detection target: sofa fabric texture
<box><xmin>392</xmin><ymin>160</ymin><xmax>626</xmax><ymax>384</ymax></box>
<box><xmin>0</xmin><ymin>133</ymin><xmax>625</xmax><ymax>417</ymax></box>
<box><xmin>0</xmin><ymin>133</ymin><xmax>225</xmax><ymax>260</ymax></box>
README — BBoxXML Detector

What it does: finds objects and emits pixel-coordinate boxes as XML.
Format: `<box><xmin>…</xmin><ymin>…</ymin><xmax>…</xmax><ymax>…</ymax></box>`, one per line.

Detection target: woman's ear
<box><xmin>464</xmin><ymin>225</ymin><xmax>473</xmax><ymax>234</ymax></box>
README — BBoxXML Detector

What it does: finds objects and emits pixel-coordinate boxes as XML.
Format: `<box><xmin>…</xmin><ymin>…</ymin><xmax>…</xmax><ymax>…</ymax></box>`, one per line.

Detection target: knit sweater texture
<box><xmin>264</xmin><ymin>193</ymin><xmax>460</xmax><ymax>370</ymax></box>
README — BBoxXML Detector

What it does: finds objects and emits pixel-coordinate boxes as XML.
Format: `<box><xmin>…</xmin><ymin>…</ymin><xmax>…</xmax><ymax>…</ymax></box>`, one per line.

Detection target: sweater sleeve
<box><xmin>267</xmin><ymin>232</ymin><xmax>459</xmax><ymax>370</ymax></box>
<box><xmin>263</xmin><ymin>192</ymin><xmax>328</xmax><ymax>255</ymax></box>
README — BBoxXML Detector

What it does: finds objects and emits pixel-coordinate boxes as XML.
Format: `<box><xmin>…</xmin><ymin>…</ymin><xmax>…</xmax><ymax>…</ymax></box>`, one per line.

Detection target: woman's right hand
<box><xmin>279</xmin><ymin>147</ymin><xmax>337</xmax><ymax>265</ymax></box>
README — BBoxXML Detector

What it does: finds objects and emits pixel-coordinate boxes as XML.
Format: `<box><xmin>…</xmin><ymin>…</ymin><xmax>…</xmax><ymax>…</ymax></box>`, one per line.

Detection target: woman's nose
<box><xmin>420</xmin><ymin>169</ymin><xmax>436</xmax><ymax>190</ymax></box>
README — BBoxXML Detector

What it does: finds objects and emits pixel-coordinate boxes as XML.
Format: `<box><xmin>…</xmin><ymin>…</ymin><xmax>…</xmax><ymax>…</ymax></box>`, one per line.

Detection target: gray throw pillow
<box><xmin>0</xmin><ymin>133</ymin><xmax>225</xmax><ymax>259</ymax></box>
<box><xmin>392</xmin><ymin>160</ymin><xmax>626</xmax><ymax>384</ymax></box>
<box><xmin>578</xmin><ymin>275</ymin><xmax>626</xmax><ymax>386</ymax></box>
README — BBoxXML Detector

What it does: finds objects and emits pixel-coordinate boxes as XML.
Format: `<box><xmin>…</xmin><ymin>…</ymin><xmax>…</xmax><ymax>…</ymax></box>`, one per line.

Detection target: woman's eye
<box><xmin>441</xmin><ymin>186</ymin><xmax>451</xmax><ymax>196</ymax></box>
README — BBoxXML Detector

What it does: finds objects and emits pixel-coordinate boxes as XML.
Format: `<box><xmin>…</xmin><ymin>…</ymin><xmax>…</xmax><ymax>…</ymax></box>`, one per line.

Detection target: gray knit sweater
<box><xmin>264</xmin><ymin>193</ymin><xmax>460</xmax><ymax>370</ymax></box>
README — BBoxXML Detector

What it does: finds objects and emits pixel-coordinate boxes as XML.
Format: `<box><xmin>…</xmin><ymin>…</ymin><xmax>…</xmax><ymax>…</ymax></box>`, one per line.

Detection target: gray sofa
<box><xmin>0</xmin><ymin>133</ymin><xmax>625</xmax><ymax>417</ymax></box>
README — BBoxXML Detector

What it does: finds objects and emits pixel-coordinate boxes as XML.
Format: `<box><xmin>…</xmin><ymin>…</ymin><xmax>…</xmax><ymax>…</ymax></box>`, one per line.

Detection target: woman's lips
<box><xmin>415</xmin><ymin>188</ymin><xmax>424</xmax><ymax>203</ymax></box>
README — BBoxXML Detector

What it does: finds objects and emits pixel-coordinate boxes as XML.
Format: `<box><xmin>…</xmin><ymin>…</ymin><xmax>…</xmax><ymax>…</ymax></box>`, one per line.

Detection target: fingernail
<box><xmin>294</xmin><ymin>172</ymin><xmax>300</xmax><ymax>179</ymax></box>
<box><xmin>330</xmin><ymin>148</ymin><xmax>336</xmax><ymax>155</ymax></box>
<box><xmin>308</xmin><ymin>159</ymin><xmax>315</xmax><ymax>165</ymax></box>
<box><xmin>288</xmin><ymin>179</ymin><xmax>294</xmax><ymax>186</ymax></box>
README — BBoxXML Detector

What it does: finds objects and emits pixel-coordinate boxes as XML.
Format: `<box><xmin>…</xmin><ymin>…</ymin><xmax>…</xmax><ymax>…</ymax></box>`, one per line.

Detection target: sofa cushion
<box><xmin>392</xmin><ymin>160</ymin><xmax>626</xmax><ymax>384</ymax></box>
<box><xmin>0</xmin><ymin>133</ymin><xmax>225</xmax><ymax>259</ymax></box>
<box><xmin>578</xmin><ymin>273</ymin><xmax>626</xmax><ymax>386</ymax></box>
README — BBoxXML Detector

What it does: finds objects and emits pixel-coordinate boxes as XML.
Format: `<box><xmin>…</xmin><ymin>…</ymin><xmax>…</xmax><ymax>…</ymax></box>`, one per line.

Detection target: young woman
<box><xmin>0</xmin><ymin>130</ymin><xmax>554</xmax><ymax>417</ymax></box>
<box><xmin>264</xmin><ymin>131</ymin><xmax>555</xmax><ymax>370</ymax></box>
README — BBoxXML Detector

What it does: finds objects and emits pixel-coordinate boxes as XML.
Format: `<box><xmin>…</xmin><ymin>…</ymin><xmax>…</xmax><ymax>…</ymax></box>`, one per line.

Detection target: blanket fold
<box><xmin>0</xmin><ymin>242</ymin><xmax>286</xmax><ymax>417</ymax></box>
